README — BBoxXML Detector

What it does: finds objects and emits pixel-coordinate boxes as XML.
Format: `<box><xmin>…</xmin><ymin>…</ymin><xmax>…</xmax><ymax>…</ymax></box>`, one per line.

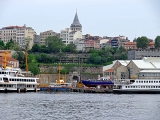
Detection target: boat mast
<box><xmin>3</xmin><ymin>51</ymin><xmax>8</xmax><ymax>68</ymax></box>
<box><xmin>57</xmin><ymin>63</ymin><xmax>61</xmax><ymax>83</ymax></box>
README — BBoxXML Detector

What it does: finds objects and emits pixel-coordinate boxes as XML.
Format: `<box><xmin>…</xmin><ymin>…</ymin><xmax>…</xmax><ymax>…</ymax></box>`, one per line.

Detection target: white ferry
<box><xmin>113</xmin><ymin>79</ymin><xmax>160</xmax><ymax>94</ymax></box>
<box><xmin>0</xmin><ymin>67</ymin><xmax>39</xmax><ymax>93</ymax></box>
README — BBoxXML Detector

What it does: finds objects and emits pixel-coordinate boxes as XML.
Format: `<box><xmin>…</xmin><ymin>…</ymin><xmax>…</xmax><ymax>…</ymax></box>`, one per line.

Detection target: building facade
<box><xmin>0</xmin><ymin>24</ymin><xmax>36</xmax><ymax>49</ymax></box>
<box><xmin>40</xmin><ymin>30</ymin><xmax>58</xmax><ymax>45</ymax></box>
<box><xmin>128</xmin><ymin>50</ymin><xmax>160</xmax><ymax>60</ymax></box>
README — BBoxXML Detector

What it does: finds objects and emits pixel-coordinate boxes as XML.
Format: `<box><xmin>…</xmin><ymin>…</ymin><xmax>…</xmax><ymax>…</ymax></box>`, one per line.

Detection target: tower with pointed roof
<box><xmin>70</xmin><ymin>11</ymin><xmax>82</xmax><ymax>31</ymax></box>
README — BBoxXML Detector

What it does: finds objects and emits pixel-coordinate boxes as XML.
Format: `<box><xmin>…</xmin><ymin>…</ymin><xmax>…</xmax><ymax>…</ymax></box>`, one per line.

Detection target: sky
<box><xmin>0</xmin><ymin>0</ymin><xmax>160</xmax><ymax>41</ymax></box>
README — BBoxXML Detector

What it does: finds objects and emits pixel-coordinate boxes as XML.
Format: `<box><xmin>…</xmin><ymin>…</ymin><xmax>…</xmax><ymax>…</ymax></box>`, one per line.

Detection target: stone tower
<box><xmin>70</xmin><ymin>11</ymin><xmax>82</xmax><ymax>31</ymax></box>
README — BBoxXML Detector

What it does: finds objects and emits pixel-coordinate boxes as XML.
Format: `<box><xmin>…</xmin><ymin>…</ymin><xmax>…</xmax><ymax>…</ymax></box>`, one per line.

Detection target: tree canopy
<box><xmin>45</xmin><ymin>36</ymin><xmax>65</xmax><ymax>53</ymax></box>
<box><xmin>136</xmin><ymin>36</ymin><xmax>149</xmax><ymax>49</ymax></box>
<box><xmin>155</xmin><ymin>36</ymin><xmax>160</xmax><ymax>49</ymax></box>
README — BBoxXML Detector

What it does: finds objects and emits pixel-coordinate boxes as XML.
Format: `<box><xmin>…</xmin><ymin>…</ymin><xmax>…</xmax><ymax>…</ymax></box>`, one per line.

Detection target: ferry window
<box><xmin>156</xmin><ymin>81</ymin><xmax>158</xmax><ymax>83</ymax></box>
<box><xmin>139</xmin><ymin>81</ymin><xmax>140</xmax><ymax>83</ymax></box>
<box><xmin>146</xmin><ymin>81</ymin><xmax>148</xmax><ymax>83</ymax></box>
<box><xmin>17</xmin><ymin>79</ymin><xmax>19</xmax><ymax>81</ymax></box>
<box><xmin>2</xmin><ymin>72</ymin><xmax>4</xmax><ymax>74</ymax></box>
<box><xmin>159</xmin><ymin>81</ymin><xmax>160</xmax><ymax>83</ymax></box>
<box><xmin>24</xmin><ymin>79</ymin><xmax>26</xmax><ymax>82</ymax></box>
<box><xmin>0</xmin><ymin>85</ymin><xmax>2</xmax><ymax>87</ymax></box>
<box><xmin>154</xmin><ymin>81</ymin><xmax>155</xmax><ymax>83</ymax></box>
<box><xmin>128</xmin><ymin>86</ymin><xmax>130</xmax><ymax>88</ymax></box>
<box><xmin>136</xmin><ymin>81</ymin><xmax>138</xmax><ymax>83</ymax></box>
<box><xmin>125</xmin><ymin>86</ymin><xmax>127</xmax><ymax>88</ymax></box>
<box><xmin>133</xmin><ymin>86</ymin><xmax>135</xmax><ymax>88</ymax></box>
<box><xmin>33</xmin><ymin>85</ymin><xmax>35</xmax><ymax>87</ymax></box>
<box><xmin>149</xmin><ymin>81</ymin><xmax>150</xmax><ymax>83</ymax></box>
<box><xmin>151</xmin><ymin>81</ymin><xmax>153</xmax><ymax>83</ymax></box>
<box><xmin>141</xmin><ymin>81</ymin><xmax>143</xmax><ymax>83</ymax></box>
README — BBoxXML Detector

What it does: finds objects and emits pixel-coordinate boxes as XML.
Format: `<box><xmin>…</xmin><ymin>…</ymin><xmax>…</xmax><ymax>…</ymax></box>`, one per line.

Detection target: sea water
<box><xmin>0</xmin><ymin>92</ymin><xmax>160</xmax><ymax>120</ymax></box>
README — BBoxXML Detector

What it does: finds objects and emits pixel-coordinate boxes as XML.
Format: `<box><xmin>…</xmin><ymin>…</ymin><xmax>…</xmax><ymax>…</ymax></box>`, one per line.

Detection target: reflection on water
<box><xmin>0</xmin><ymin>92</ymin><xmax>160</xmax><ymax>120</ymax></box>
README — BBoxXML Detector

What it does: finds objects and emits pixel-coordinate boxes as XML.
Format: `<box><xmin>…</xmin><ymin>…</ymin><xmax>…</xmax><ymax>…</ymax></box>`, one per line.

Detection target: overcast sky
<box><xmin>0</xmin><ymin>0</ymin><xmax>159</xmax><ymax>40</ymax></box>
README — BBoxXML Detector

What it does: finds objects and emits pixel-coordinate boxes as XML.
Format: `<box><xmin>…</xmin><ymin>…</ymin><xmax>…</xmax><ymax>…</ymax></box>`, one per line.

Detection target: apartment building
<box><xmin>60</xmin><ymin>28</ymin><xmax>82</xmax><ymax>45</ymax></box>
<box><xmin>39</xmin><ymin>30</ymin><xmax>59</xmax><ymax>45</ymax></box>
<box><xmin>0</xmin><ymin>24</ymin><xmax>35</xmax><ymax>49</ymax></box>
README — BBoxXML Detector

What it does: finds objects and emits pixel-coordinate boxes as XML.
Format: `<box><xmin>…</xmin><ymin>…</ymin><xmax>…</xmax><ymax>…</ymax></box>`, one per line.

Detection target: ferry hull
<box><xmin>113</xmin><ymin>89</ymin><xmax>160</xmax><ymax>94</ymax></box>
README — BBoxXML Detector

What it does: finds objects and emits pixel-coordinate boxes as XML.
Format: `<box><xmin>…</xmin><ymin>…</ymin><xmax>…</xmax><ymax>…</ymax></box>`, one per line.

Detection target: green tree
<box><xmin>155</xmin><ymin>36</ymin><xmax>160</xmax><ymax>49</ymax></box>
<box><xmin>0</xmin><ymin>40</ymin><xmax>5</xmax><ymax>50</ymax></box>
<box><xmin>136</xmin><ymin>36</ymin><xmax>149</xmax><ymax>49</ymax></box>
<box><xmin>45</xmin><ymin>36</ymin><xmax>65</xmax><ymax>53</ymax></box>
<box><xmin>24</xmin><ymin>37</ymin><xmax>32</xmax><ymax>51</ymax></box>
<box><xmin>28</xmin><ymin>63</ymin><xmax>40</xmax><ymax>75</ymax></box>
<box><xmin>5</xmin><ymin>39</ymin><xmax>14</xmax><ymax>50</ymax></box>
<box><xmin>31</xmin><ymin>44</ymin><xmax>41</xmax><ymax>52</ymax></box>
<box><xmin>12</xmin><ymin>51</ymin><xmax>25</xmax><ymax>68</ymax></box>
<box><xmin>64</xmin><ymin>43</ymin><xmax>77</xmax><ymax>53</ymax></box>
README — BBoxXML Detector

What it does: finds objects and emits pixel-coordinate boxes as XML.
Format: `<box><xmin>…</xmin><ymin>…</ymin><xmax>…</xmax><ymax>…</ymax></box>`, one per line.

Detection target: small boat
<box><xmin>49</xmin><ymin>79</ymin><xmax>72</xmax><ymax>92</ymax></box>
<box><xmin>40</xmin><ymin>64</ymin><xmax>72</xmax><ymax>92</ymax></box>
<box><xmin>113</xmin><ymin>79</ymin><xmax>160</xmax><ymax>94</ymax></box>
<box><xmin>82</xmin><ymin>77</ymin><xmax>114</xmax><ymax>87</ymax></box>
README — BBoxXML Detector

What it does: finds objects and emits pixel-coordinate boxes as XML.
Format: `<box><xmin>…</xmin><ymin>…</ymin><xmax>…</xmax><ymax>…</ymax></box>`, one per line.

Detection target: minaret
<box><xmin>70</xmin><ymin>10</ymin><xmax>82</xmax><ymax>31</ymax></box>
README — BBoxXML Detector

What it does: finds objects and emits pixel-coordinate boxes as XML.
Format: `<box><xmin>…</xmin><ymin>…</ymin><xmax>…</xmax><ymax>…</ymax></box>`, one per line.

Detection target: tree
<box><xmin>64</xmin><ymin>43</ymin><xmax>77</xmax><ymax>53</ymax></box>
<box><xmin>24</xmin><ymin>37</ymin><xmax>32</xmax><ymax>51</ymax></box>
<box><xmin>12</xmin><ymin>51</ymin><xmax>25</xmax><ymax>68</ymax></box>
<box><xmin>155</xmin><ymin>36</ymin><xmax>160</xmax><ymax>49</ymax></box>
<box><xmin>31</xmin><ymin>44</ymin><xmax>41</xmax><ymax>52</ymax></box>
<box><xmin>5</xmin><ymin>39</ymin><xmax>14</xmax><ymax>50</ymax></box>
<box><xmin>0</xmin><ymin>40</ymin><xmax>5</xmax><ymax>50</ymax></box>
<box><xmin>45</xmin><ymin>36</ymin><xmax>65</xmax><ymax>53</ymax></box>
<box><xmin>28</xmin><ymin>63</ymin><xmax>40</xmax><ymax>75</ymax></box>
<box><xmin>136</xmin><ymin>36</ymin><xmax>149</xmax><ymax>49</ymax></box>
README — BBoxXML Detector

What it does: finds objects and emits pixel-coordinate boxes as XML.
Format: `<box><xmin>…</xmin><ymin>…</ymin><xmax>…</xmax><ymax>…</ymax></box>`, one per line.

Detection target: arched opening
<box><xmin>72</xmin><ymin>76</ymin><xmax>79</xmax><ymax>81</ymax></box>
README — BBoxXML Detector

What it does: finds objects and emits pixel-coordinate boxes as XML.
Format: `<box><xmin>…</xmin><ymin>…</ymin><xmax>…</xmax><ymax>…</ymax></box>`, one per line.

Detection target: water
<box><xmin>0</xmin><ymin>92</ymin><xmax>160</xmax><ymax>120</ymax></box>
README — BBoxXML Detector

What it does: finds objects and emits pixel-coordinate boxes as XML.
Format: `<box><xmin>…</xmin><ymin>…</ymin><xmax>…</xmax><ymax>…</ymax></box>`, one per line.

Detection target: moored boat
<box><xmin>0</xmin><ymin>52</ymin><xmax>39</xmax><ymax>93</ymax></box>
<box><xmin>82</xmin><ymin>77</ymin><xmax>114</xmax><ymax>87</ymax></box>
<box><xmin>113</xmin><ymin>79</ymin><xmax>160</xmax><ymax>94</ymax></box>
<box><xmin>81</xmin><ymin>77</ymin><xmax>114</xmax><ymax>93</ymax></box>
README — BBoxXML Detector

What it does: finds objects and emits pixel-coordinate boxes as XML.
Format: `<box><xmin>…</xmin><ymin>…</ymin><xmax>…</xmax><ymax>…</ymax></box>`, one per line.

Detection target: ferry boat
<box><xmin>0</xmin><ymin>52</ymin><xmax>39</xmax><ymax>93</ymax></box>
<box><xmin>0</xmin><ymin>67</ymin><xmax>40</xmax><ymax>93</ymax></box>
<box><xmin>113</xmin><ymin>79</ymin><xmax>160</xmax><ymax>94</ymax></box>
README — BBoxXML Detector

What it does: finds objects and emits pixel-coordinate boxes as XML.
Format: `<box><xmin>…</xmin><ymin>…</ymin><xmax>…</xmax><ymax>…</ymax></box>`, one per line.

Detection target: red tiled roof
<box><xmin>124</xmin><ymin>42</ymin><xmax>136</xmax><ymax>45</ymax></box>
<box><xmin>5</xmin><ymin>26</ymin><xmax>24</xmax><ymax>29</ymax></box>
<box><xmin>0</xmin><ymin>57</ymin><xmax>18</xmax><ymax>62</ymax></box>
<box><xmin>149</xmin><ymin>42</ymin><xmax>154</xmax><ymax>45</ymax></box>
<box><xmin>105</xmin><ymin>68</ymin><xmax>114</xmax><ymax>72</ymax></box>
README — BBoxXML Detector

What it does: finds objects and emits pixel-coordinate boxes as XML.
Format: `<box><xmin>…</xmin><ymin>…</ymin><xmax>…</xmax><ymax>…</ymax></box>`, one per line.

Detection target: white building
<box><xmin>0</xmin><ymin>24</ymin><xmax>36</xmax><ymax>49</ymax></box>
<box><xmin>60</xmin><ymin>11</ymin><xmax>82</xmax><ymax>45</ymax></box>
<box><xmin>74</xmin><ymin>39</ymin><xmax>85</xmax><ymax>51</ymax></box>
